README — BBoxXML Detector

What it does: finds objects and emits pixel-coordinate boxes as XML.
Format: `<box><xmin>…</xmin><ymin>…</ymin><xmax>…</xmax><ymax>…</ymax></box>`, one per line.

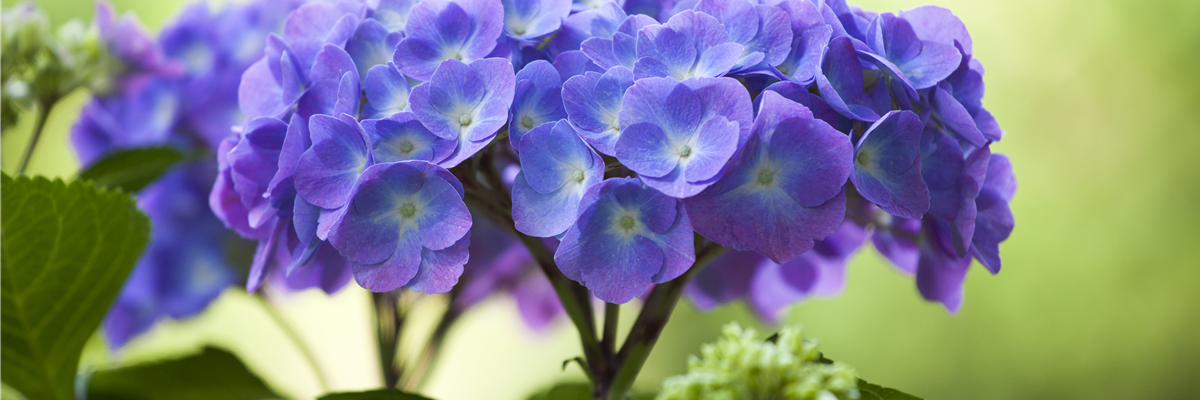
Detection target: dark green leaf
<box><xmin>77</xmin><ymin>146</ymin><xmax>188</xmax><ymax>193</ymax></box>
<box><xmin>857</xmin><ymin>379</ymin><xmax>923</xmax><ymax>400</ymax></box>
<box><xmin>0</xmin><ymin>175</ymin><xmax>150</xmax><ymax>400</ymax></box>
<box><xmin>318</xmin><ymin>389</ymin><xmax>435</xmax><ymax>400</ymax></box>
<box><xmin>524</xmin><ymin>382</ymin><xmax>654</xmax><ymax>400</ymax></box>
<box><xmin>87</xmin><ymin>347</ymin><xmax>282</xmax><ymax>400</ymax></box>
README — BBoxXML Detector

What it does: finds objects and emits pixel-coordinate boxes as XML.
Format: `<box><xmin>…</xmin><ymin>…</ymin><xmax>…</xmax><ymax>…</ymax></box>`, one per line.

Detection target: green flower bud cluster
<box><xmin>656</xmin><ymin>323</ymin><xmax>860</xmax><ymax>400</ymax></box>
<box><xmin>2</xmin><ymin>2</ymin><xmax>119</xmax><ymax>130</ymax></box>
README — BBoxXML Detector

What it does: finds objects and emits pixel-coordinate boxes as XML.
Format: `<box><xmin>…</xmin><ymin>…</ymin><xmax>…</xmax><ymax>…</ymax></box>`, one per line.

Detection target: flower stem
<box><xmin>373</xmin><ymin>290</ymin><xmax>405</xmax><ymax>388</ymax></box>
<box><xmin>601</xmin><ymin>302</ymin><xmax>620</xmax><ymax>357</ymax></box>
<box><xmin>254</xmin><ymin>294</ymin><xmax>330</xmax><ymax>393</ymax></box>
<box><xmin>602</xmin><ymin>241</ymin><xmax>726</xmax><ymax>400</ymax></box>
<box><xmin>401</xmin><ymin>291</ymin><xmax>463</xmax><ymax>391</ymax></box>
<box><xmin>16</xmin><ymin>98</ymin><xmax>55</xmax><ymax>176</ymax></box>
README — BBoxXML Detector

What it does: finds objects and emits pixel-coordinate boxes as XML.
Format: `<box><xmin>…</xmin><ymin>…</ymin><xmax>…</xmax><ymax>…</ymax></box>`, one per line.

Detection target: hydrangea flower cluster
<box><xmin>216</xmin><ymin>0</ymin><xmax>1015</xmax><ymax>314</ymax></box>
<box><xmin>656</xmin><ymin>322</ymin><xmax>859</xmax><ymax>400</ymax></box>
<box><xmin>69</xmin><ymin>0</ymin><xmax>307</xmax><ymax>347</ymax></box>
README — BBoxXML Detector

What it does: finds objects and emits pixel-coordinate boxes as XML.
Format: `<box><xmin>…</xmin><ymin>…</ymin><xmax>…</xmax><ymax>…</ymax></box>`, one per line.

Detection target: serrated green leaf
<box><xmin>318</xmin><ymin>389</ymin><xmax>435</xmax><ymax>400</ymax></box>
<box><xmin>857</xmin><ymin>379</ymin><xmax>923</xmax><ymax>400</ymax></box>
<box><xmin>0</xmin><ymin>174</ymin><xmax>150</xmax><ymax>400</ymax></box>
<box><xmin>77</xmin><ymin>146</ymin><xmax>188</xmax><ymax>193</ymax></box>
<box><xmin>87</xmin><ymin>346</ymin><xmax>282</xmax><ymax>400</ymax></box>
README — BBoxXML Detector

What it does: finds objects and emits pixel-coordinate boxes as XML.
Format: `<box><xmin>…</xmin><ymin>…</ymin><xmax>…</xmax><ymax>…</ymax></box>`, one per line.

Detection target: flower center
<box><xmin>573</xmin><ymin>170</ymin><xmax>585</xmax><ymax>183</ymax></box>
<box><xmin>758</xmin><ymin>170</ymin><xmax>774</xmax><ymax>185</ymax></box>
<box><xmin>521</xmin><ymin>116</ymin><xmax>534</xmax><ymax>129</ymax></box>
<box><xmin>399</xmin><ymin>140</ymin><xmax>414</xmax><ymax>154</ymax></box>
<box><xmin>856</xmin><ymin>151</ymin><xmax>870</xmax><ymax>166</ymax></box>
<box><xmin>513</xmin><ymin>26</ymin><xmax>526</xmax><ymax>36</ymax></box>
<box><xmin>400</xmin><ymin>204</ymin><xmax>416</xmax><ymax>218</ymax></box>
<box><xmin>619</xmin><ymin>216</ymin><xmax>636</xmax><ymax>230</ymax></box>
<box><xmin>678</xmin><ymin>145</ymin><xmax>691</xmax><ymax>157</ymax></box>
<box><xmin>459</xmin><ymin>114</ymin><xmax>472</xmax><ymax>126</ymax></box>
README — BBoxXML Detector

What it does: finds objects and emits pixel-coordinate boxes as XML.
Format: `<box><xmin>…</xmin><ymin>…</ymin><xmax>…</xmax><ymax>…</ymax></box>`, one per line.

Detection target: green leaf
<box><xmin>318</xmin><ymin>389</ymin><xmax>435</xmax><ymax>400</ymax></box>
<box><xmin>857</xmin><ymin>379</ymin><xmax>924</xmax><ymax>400</ymax></box>
<box><xmin>0</xmin><ymin>175</ymin><xmax>150</xmax><ymax>400</ymax></box>
<box><xmin>77</xmin><ymin>146</ymin><xmax>188</xmax><ymax>193</ymax></box>
<box><xmin>87</xmin><ymin>347</ymin><xmax>282</xmax><ymax>400</ymax></box>
<box><xmin>524</xmin><ymin>382</ymin><xmax>654</xmax><ymax>400</ymax></box>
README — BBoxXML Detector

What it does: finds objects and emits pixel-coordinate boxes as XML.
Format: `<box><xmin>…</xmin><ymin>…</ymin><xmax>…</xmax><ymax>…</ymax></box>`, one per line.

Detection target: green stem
<box><xmin>254</xmin><ymin>294</ymin><xmax>330</xmax><ymax>393</ymax></box>
<box><xmin>16</xmin><ymin>98</ymin><xmax>55</xmax><ymax>175</ymax></box>
<box><xmin>459</xmin><ymin>160</ymin><xmax>606</xmax><ymax>381</ymax></box>
<box><xmin>601</xmin><ymin>302</ymin><xmax>620</xmax><ymax>357</ymax></box>
<box><xmin>602</xmin><ymin>242</ymin><xmax>726</xmax><ymax>400</ymax></box>
<box><xmin>402</xmin><ymin>292</ymin><xmax>463</xmax><ymax>391</ymax></box>
<box><xmin>373</xmin><ymin>291</ymin><xmax>404</xmax><ymax>388</ymax></box>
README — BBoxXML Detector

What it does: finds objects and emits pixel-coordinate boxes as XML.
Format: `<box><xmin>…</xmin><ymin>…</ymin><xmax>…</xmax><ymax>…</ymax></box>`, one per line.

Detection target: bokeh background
<box><xmin>4</xmin><ymin>0</ymin><xmax>1200</xmax><ymax>398</ymax></box>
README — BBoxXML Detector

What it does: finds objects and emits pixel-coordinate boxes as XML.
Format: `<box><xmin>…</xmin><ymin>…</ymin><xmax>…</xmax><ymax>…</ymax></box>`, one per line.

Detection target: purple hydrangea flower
<box><xmin>360</xmin><ymin>63</ymin><xmax>412</xmax><ymax>119</ymax></box>
<box><xmin>815</xmin><ymin>36</ymin><xmax>890</xmax><ymax>122</ymax></box>
<box><xmin>693</xmin><ymin>0</ymin><xmax>792</xmax><ymax>74</ymax></box>
<box><xmin>970</xmin><ymin>153</ymin><xmax>1015</xmax><ymax>273</ymax></box>
<box><xmin>580</xmin><ymin>13</ymin><xmax>657</xmax><ymax>71</ymax></box>
<box><xmin>345</xmin><ymin>18</ymin><xmax>403</xmax><ymax>81</ymax></box>
<box><xmin>510</xmin><ymin>60</ymin><xmax>568</xmax><ymax>146</ymax></box>
<box><xmin>294</xmin><ymin>114</ymin><xmax>374</xmax><ymax>210</ymax></box>
<box><xmin>856</xmin><ymin>12</ymin><xmax>962</xmax><ymax>95</ymax></box>
<box><xmin>72</xmin><ymin>77</ymin><xmax>181</xmax><ymax>164</ymax></box>
<box><xmin>549</xmin><ymin>1</ymin><xmax>626</xmax><ymax>56</ymax></box>
<box><xmin>555</xmin><ymin>178</ymin><xmax>695</xmax><ymax>303</ymax></box>
<box><xmin>616</xmin><ymin>77</ymin><xmax>753</xmax><ymax>198</ymax></box>
<box><xmin>562</xmin><ymin>65</ymin><xmax>635</xmax><ymax>155</ymax></box>
<box><xmin>633</xmin><ymin>10</ymin><xmax>744</xmax><ymax>80</ymax></box>
<box><xmin>501</xmin><ymin>0</ymin><xmax>572</xmax><ymax>41</ymax></box>
<box><xmin>512</xmin><ymin>120</ymin><xmax>606</xmax><ymax>237</ymax></box>
<box><xmin>328</xmin><ymin>161</ymin><xmax>473</xmax><ymax>292</ymax></box>
<box><xmin>370</xmin><ymin>0</ymin><xmax>420</xmax><ymax>31</ymax></box>
<box><xmin>921</xmin><ymin>127</ymin><xmax>989</xmax><ymax>256</ymax></box>
<box><xmin>456</xmin><ymin>217</ymin><xmax>566</xmax><ymax>331</ymax></box>
<box><xmin>392</xmin><ymin>0</ymin><xmax>504</xmax><ymax>80</ymax></box>
<box><xmin>915</xmin><ymin>215</ymin><xmax>972</xmax><ymax>313</ymax></box>
<box><xmin>361</xmin><ymin>113</ymin><xmax>457</xmax><ymax>163</ymax></box>
<box><xmin>769</xmin><ymin>0</ymin><xmax>831</xmax><ymax>85</ymax></box>
<box><xmin>686</xmin><ymin>219</ymin><xmax>867</xmax><ymax>322</ymax></box>
<box><xmin>850</xmin><ymin>110</ymin><xmax>930</xmax><ymax>219</ymax></box>
<box><xmin>684</xmin><ymin>91</ymin><xmax>852</xmax><ymax>263</ymax></box>
<box><xmin>409</xmin><ymin>58</ymin><xmax>516</xmax><ymax>167</ymax></box>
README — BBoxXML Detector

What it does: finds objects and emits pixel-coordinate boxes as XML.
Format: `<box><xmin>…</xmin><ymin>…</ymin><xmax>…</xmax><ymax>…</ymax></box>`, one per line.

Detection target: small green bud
<box><xmin>656</xmin><ymin>322</ymin><xmax>861</xmax><ymax>400</ymax></box>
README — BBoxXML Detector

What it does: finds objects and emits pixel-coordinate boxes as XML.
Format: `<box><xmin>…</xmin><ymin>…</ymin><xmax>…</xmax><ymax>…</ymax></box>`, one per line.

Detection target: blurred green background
<box><xmin>5</xmin><ymin>0</ymin><xmax>1200</xmax><ymax>399</ymax></box>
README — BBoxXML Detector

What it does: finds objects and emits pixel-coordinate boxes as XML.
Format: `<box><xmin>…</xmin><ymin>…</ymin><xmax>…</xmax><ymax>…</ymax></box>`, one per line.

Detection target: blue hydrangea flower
<box><xmin>362</xmin><ymin>113</ymin><xmax>457</xmax><ymax>163</ymax></box>
<box><xmin>501</xmin><ymin>0</ymin><xmax>571</xmax><ymax>41</ymax></box>
<box><xmin>345</xmin><ymin>18</ymin><xmax>403</xmax><ymax>81</ymax></box>
<box><xmin>915</xmin><ymin>215</ymin><xmax>972</xmax><ymax>313</ymax></box>
<box><xmin>856</xmin><ymin>12</ymin><xmax>961</xmax><ymax>99</ymax></box>
<box><xmin>686</xmin><ymin>219</ymin><xmax>866</xmax><ymax>322</ymax></box>
<box><xmin>970</xmin><ymin>153</ymin><xmax>1015</xmax><ymax>273</ymax></box>
<box><xmin>510</xmin><ymin>60</ymin><xmax>568</xmax><ymax>147</ymax></box>
<box><xmin>297</xmin><ymin>44</ymin><xmax>361</xmax><ymax>120</ymax></box>
<box><xmin>693</xmin><ymin>0</ymin><xmax>792</xmax><ymax>74</ymax></box>
<box><xmin>616</xmin><ymin>77</ymin><xmax>753</xmax><ymax>198</ymax></box>
<box><xmin>393</xmin><ymin>0</ymin><xmax>503</xmax><ymax>80</ymax></box>
<box><xmin>408</xmin><ymin>58</ymin><xmax>516</xmax><ymax>167</ymax></box>
<box><xmin>294</xmin><ymin>114</ymin><xmax>374</xmax><ymax>210</ymax></box>
<box><xmin>370</xmin><ymin>0</ymin><xmax>419</xmax><ymax>31</ymax></box>
<box><xmin>562</xmin><ymin>65</ymin><xmax>634</xmax><ymax>155</ymax></box>
<box><xmin>769</xmin><ymin>0</ymin><xmax>831</xmax><ymax>85</ymax></box>
<box><xmin>512</xmin><ymin>120</ymin><xmax>606</xmax><ymax>237</ymax></box>
<box><xmin>633</xmin><ymin>10</ymin><xmax>744</xmax><ymax>80</ymax></box>
<box><xmin>815</xmin><ymin>36</ymin><xmax>890</xmax><ymax>122</ymax></box>
<box><xmin>360</xmin><ymin>62</ymin><xmax>412</xmax><ymax>119</ymax></box>
<box><xmin>328</xmin><ymin>161</ymin><xmax>473</xmax><ymax>292</ymax></box>
<box><xmin>850</xmin><ymin>110</ymin><xmax>929</xmax><ymax>219</ymax></box>
<box><xmin>573</xmin><ymin>0</ymin><xmax>625</xmax><ymax>13</ymax></box>
<box><xmin>580</xmin><ymin>13</ymin><xmax>657</xmax><ymax>71</ymax></box>
<box><xmin>550</xmin><ymin>1</ymin><xmax>626</xmax><ymax>56</ymax></box>
<box><xmin>555</xmin><ymin>177</ymin><xmax>695</xmax><ymax>303</ymax></box>
<box><xmin>684</xmin><ymin>91</ymin><xmax>852</xmax><ymax>263</ymax></box>
<box><xmin>921</xmin><ymin>127</ymin><xmax>989</xmax><ymax>256</ymax></box>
